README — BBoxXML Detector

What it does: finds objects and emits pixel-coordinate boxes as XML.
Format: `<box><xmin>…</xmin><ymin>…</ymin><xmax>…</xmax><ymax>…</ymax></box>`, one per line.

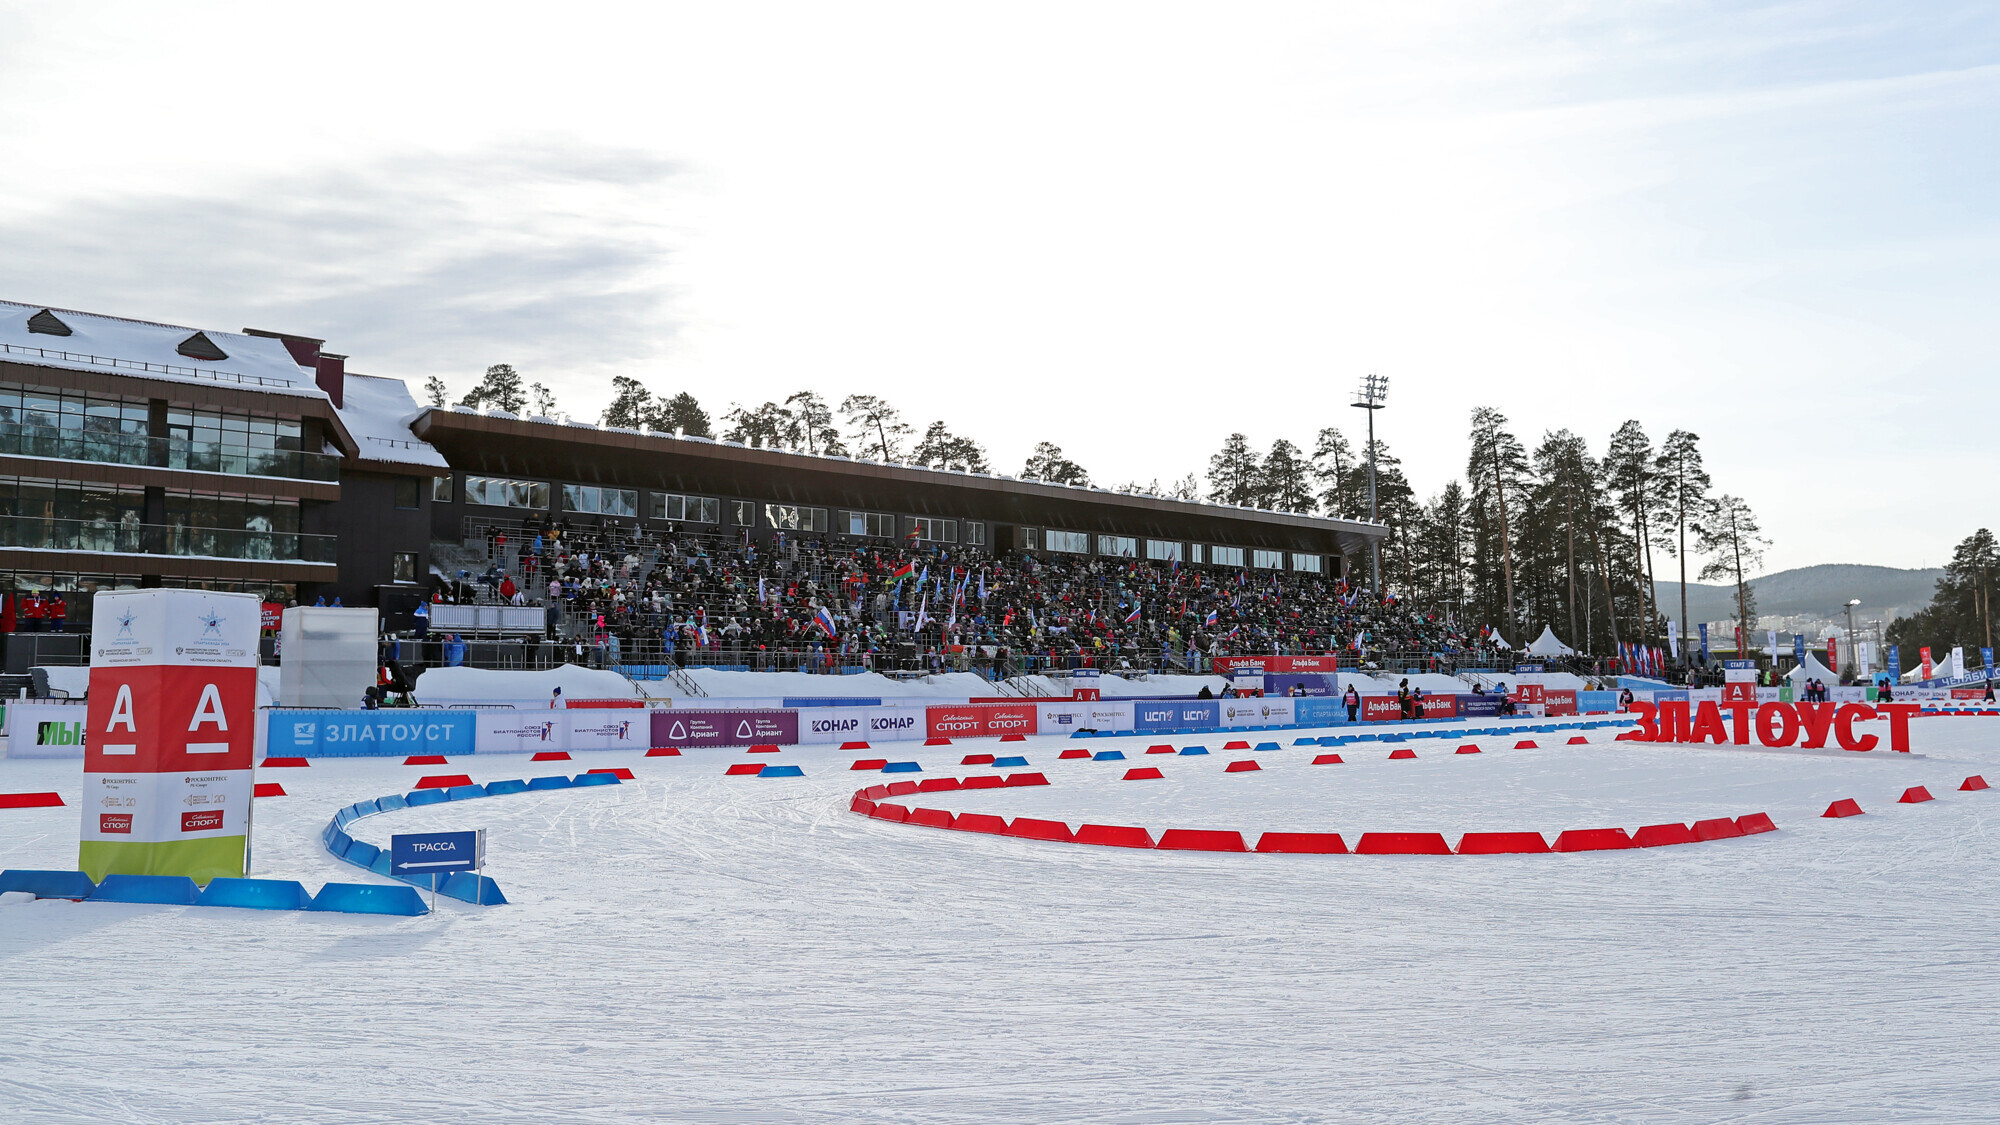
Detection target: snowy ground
<box><xmin>3</xmin><ymin>716</ymin><xmax>1998</xmax><ymax>1124</ymax></box>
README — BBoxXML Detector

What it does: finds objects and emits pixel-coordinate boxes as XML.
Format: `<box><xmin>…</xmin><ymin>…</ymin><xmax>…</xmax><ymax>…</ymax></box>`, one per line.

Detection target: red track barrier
<box><xmin>1553</xmin><ymin>828</ymin><xmax>1634</xmax><ymax>852</ymax></box>
<box><xmin>961</xmin><ymin>776</ymin><xmax>1005</xmax><ymax>789</ymax></box>
<box><xmin>850</xmin><ymin>795</ymin><xmax>875</xmax><ymax>815</ymax></box>
<box><xmin>748</xmin><ymin>744</ymin><xmax>781</xmax><ymax>754</ymax></box>
<box><xmin>1631</xmin><ymin>823</ymin><xmax>1695</xmax><ymax>847</ymax></box>
<box><xmin>1387</xmin><ymin>748</ymin><xmax>1417</xmax><ymax>760</ymax></box>
<box><xmin>1076</xmin><ymin>824</ymin><xmax>1156</xmax><ymax>848</ymax></box>
<box><xmin>850</xmin><ymin>758</ymin><xmax>888</xmax><ymax>770</ymax></box>
<box><xmin>1156</xmin><ymin>829</ymin><xmax>1248</xmax><ymax>852</ymax></box>
<box><xmin>0</xmin><ymin>791</ymin><xmax>64</xmax><ymax>809</ymax></box>
<box><xmin>253</xmin><ymin>783</ymin><xmax>287</xmax><ymax>798</ymax></box>
<box><xmin>1456</xmin><ymin>831</ymin><xmax>1550</xmax><ymax>854</ymax></box>
<box><xmin>1224</xmin><ymin>760</ymin><xmax>1261</xmax><ymax>773</ymax></box>
<box><xmin>1456</xmin><ymin>745</ymin><xmax>1481</xmax><ymax>754</ymax></box>
<box><xmin>1355</xmin><ymin>832</ymin><xmax>1452</xmax><ymax>855</ymax></box>
<box><xmin>1059</xmin><ymin>749</ymin><xmax>1091</xmax><ymax>759</ymax></box>
<box><xmin>1899</xmin><ymin>786</ymin><xmax>1934</xmax><ymax>804</ymax></box>
<box><xmin>1006</xmin><ymin>817</ymin><xmax>1075</xmax><ymax>842</ymax></box>
<box><xmin>1963</xmin><ymin>775</ymin><xmax>1990</xmax><ymax>791</ymax></box>
<box><xmin>884</xmin><ymin>780</ymin><xmax>919</xmax><ymax>796</ymax></box>
<box><xmin>862</xmin><ymin>784</ymin><xmax>888</xmax><ymax>800</ymax></box>
<box><xmin>925</xmin><ymin>737</ymin><xmax>952</xmax><ymax>746</ymax></box>
<box><xmin>1692</xmin><ymin>817</ymin><xmax>1744</xmax><ymax>840</ymax></box>
<box><xmin>1224</xmin><ymin>740</ymin><xmax>1251</xmax><ymax>750</ymax></box>
<box><xmin>1823</xmin><ymin>798</ymin><xmax>1863</xmax><ymax>818</ymax></box>
<box><xmin>1004</xmin><ymin>772</ymin><xmax>1050</xmax><ymax>787</ymax></box>
<box><xmin>724</xmin><ymin>763</ymin><xmax>765</xmax><ymax>776</ymax></box>
<box><xmin>1736</xmin><ymin>812</ymin><xmax>1777</xmax><ymax>834</ymax></box>
<box><xmin>414</xmin><ymin>774</ymin><xmax>473</xmax><ymax>789</ymax></box>
<box><xmin>1567</xmin><ymin>736</ymin><xmax>1588</xmax><ymax>745</ymax></box>
<box><xmin>646</xmin><ymin>747</ymin><xmax>682</xmax><ymax>757</ymax></box>
<box><xmin>260</xmin><ymin>757</ymin><xmax>308</xmax><ymax>768</ymax></box>
<box><xmin>1614</xmin><ymin>731</ymin><xmax>1639</xmax><ymax>741</ymax></box>
<box><xmin>1255</xmin><ymin>832</ymin><xmax>1347</xmax><ymax>854</ymax></box>
<box><xmin>531</xmin><ymin>751</ymin><xmax>571</xmax><ymax>762</ymax></box>
<box><xmin>999</xmin><ymin>734</ymin><xmax>1027</xmax><ymax>742</ymax></box>
<box><xmin>1146</xmin><ymin>744</ymin><xmax>1176</xmax><ymax>754</ymax></box>
<box><xmin>405</xmin><ymin>755</ymin><xmax>448</xmax><ymax>765</ymax></box>
<box><xmin>1514</xmin><ymin>740</ymin><xmax>1538</xmax><ymax>749</ymax></box>
<box><xmin>906</xmin><ymin>807</ymin><xmax>953</xmax><ymax>829</ymax></box>
<box><xmin>916</xmin><ymin>778</ymin><xmax>960</xmax><ymax>793</ymax></box>
<box><xmin>951</xmin><ymin>812</ymin><xmax>1010</xmax><ymax>835</ymax></box>
<box><xmin>871</xmin><ymin>802</ymin><xmax>909</xmax><ymax>822</ymax></box>
<box><xmin>1123</xmin><ymin>767</ymin><xmax>1164</xmax><ymax>780</ymax></box>
<box><xmin>961</xmin><ymin>753</ymin><xmax>996</xmax><ymax>765</ymax></box>
<box><xmin>588</xmin><ymin>768</ymin><xmax>636</xmax><ymax>780</ymax></box>
<box><xmin>1311</xmin><ymin>753</ymin><xmax>1345</xmax><ymax>764</ymax></box>
<box><xmin>841</xmin><ymin>741</ymin><xmax>871</xmax><ymax>750</ymax></box>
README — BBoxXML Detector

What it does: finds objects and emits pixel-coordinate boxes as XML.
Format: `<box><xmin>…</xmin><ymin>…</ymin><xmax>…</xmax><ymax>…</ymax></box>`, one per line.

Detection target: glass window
<box><xmin>1046</xmin><ymin>529</ymin><xmax>1089</xmax><ymax>553</ymax></box>
<box><xmin>732</xmin><ymin>500</ymin><xmax>755</xmax><ymax>526</ymax></box>
<box><xmin>847</xmin><ymin>511</ymin><xmax>896</xmax><ymax>538</ymax></box>
<box><xmin>1147</xmin><ymin>540</ymin><xmax>1183</xmax><ymax>562</ymax></box>
<box><xmin>392</xmin><ymin>552</ymin><xmax>417</xmax><ymax>583</ymax></box>
<box><xmin>1253</xmin><ymin>549</ymin><xmax>1284</xmax><ymax>569</ymax></box>
<box><xmin>965</xmin><ymin>522</ymin><xmax>985</xmax><ymax>546</ymax></box>
<box><xmin>1292</xmin><ymin>553</ymin><xmax>1322</xmax><ymax>573</ymax></box>
<box><xmin>463</xmin><ymin>476</ymin><xmax>550</xmax><ymax>509</ymax></box>
<box><xmin>911</xmin><ymin>516</ymin><xmax>956</xmax><ymax>543</ymax></box>
<box><xmin>1211</xmin><ymin>546</ymin><xmax>1244</xmax><ymax>567</ymax></box>
<box><xmin>1097</xmin><ymin>535</ymin><xmax>1137</xmax><ymax>557</ymax></box>
<box><xmin>432</xmin><ymin>475</ymin><xmax>453</xmax><ymax>503</ymax></box>
<box><xmin>562</xmin><ymin>484</ymin><xmax>638</xmax><ymax>516</ymax></box>
<box><xmin>765</xmin><ymin>504</ymin><xmax>828</xmax><ymax>533</ymax></box>
<box><xmin>394</xmin><ymin>478</ymin><xmax>419</xmax><ymax>509</ymax></box>
<box><xmin>1021</xmin><ymin>527</ymin><xmax>1039</xmax><ymax>551</ymax></box>
<box><xmin>1189</xmin><ymin>543</ymin><xmax>1206</xmax><ymax>564</ymax></box>
<box><xmin>650</xmin><ymin>493</ymin><xmax>719</xmax><ymax>523</ymax></box>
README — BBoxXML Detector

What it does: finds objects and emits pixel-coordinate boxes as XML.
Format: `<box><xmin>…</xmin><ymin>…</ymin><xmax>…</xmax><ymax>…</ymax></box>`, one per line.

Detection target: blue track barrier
<box><xmin>406</xmin><ymin>788</ymin><xmax>449</xmax><ymax>806</ymax></box>
<box><xmin>90</xmin><ymin>874</ymin><xmax>200</xmax><ymax>905</ymax></box>
<box><xmin>992</xmin><ymin>755</ymin><xmax>1029</xmax><ymax>767</ymax></box>
<box><xmin>443</xmin><ymin>784</ymin><xmax>487</xmax><ymax>801</ymax></box>
<box><xmin>882</xmin><ymin>761</ymin><xmax>922</xmax><ymax>773</ymax></box>
<box><xmin>759</xmin><ymin>764</ymin><xmax>804</xmax><ymax>777</ymax></box>
<box><xmin>1179</xmin><ymin>745</ymin><xmax>1209</xmax><ymax>755</ymax></box>
<box><xmin>196</xmin><ymin>878</ymin><xmax>312</xmax><ymax>911</ymax></box>
<box><xmin>309</xmin><ymin>882</ymin><xmax>428</xmax><ymax>916</ymax></box>
<box><xmin>526</xmin><ymin>775</ymin><xmax>575</xmax><ymax>790</ymax></box>
<box><xmin>0</xmin><ymin>869</ymin><xmax>95</xmax><ymax>899</ymax></box>
<box><xmin>1093</xmin><ymin>750</ymin><xmax>1126</xmax><ymax>761</ymax></box>
<box><xmin>439</xmin><ymin>873</ymin><xmax>507</xmax><ymax>905</ymax></box>
<box><xmin>573</xmin><ymin>772</ymin><xmax>619</xmax><ymax>787</ymax></box>
<box><xmin>484</xmin><ymin>779</ymin><xmax>529</xmax><ymax>795</ymax></box>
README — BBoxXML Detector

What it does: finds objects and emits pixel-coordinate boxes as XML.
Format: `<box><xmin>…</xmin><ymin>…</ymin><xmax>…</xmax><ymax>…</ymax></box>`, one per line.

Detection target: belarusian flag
<box><xmin>891</xmin><ymin>561</ymin><xmax>916</xmax><ymax>583</ymax></box>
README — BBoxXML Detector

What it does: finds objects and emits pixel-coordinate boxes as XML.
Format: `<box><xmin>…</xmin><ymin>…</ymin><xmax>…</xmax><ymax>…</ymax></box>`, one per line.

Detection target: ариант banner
<box><xmin>81</xmin><ymin>589</ymin><xmax>261</xmax><ymax>884</ymax></box>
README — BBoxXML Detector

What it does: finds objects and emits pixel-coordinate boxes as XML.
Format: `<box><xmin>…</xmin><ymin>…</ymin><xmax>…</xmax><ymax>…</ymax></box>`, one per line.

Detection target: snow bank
<box><xmin>414</xmin><ymin>663</ymin><xmax>642</xmax><ymax>707</ymax></box>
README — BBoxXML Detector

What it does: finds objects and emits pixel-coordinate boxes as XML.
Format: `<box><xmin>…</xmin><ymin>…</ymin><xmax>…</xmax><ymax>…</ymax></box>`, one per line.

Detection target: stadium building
<box><xmin>0</xmin><ymin>299</ymin><xmax>1386</xmax><ymax>662</ymax></box>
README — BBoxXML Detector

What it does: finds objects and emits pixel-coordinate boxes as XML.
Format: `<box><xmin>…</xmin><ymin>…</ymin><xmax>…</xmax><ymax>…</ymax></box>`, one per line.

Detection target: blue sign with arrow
<box><xmin>390</xmin><ymin>830</ymin><xmax>484</xmax><ymax>877</ymax></box>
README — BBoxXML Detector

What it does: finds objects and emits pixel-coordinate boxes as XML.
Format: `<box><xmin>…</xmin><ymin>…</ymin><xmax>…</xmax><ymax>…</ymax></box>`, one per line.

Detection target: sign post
<box><xmin>391</xmin><ymin>829</ymin><xmax>486</xmax><ymax>909</ymax></box>
<box><xmin>1513</xmin><ymin>662</ymin><xmax>1546</xmax><ymax>718</ymax></box>
<box><xmin>82</xmin><ymin>589</ymin><xmax>260</xmax><ymax>884</ymax></box>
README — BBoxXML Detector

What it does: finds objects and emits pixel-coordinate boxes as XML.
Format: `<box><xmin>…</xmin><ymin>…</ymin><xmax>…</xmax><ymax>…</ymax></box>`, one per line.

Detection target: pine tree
<box><xmin>656</xmin><ymin>392</ymin><xmax>712</xmax><ymax>437</ymax></box>
<box><xmin>782</xmin><ymin>391</ymin><xmax>845</xmax><ymax>456</ymax></box>
<box><xmin>1467</xmin><ymin>407</ymin><xmax>1530</xmax><ymax>639</ymax></box>
<box><xmin>530</xmin><ymin>382</ymin><xmax>559</xmax><ymax>418</ymax></box>
<box><xmin>601</xmin><ymin>376</ymin><xmax>656</xmax><ymax>428</ymax></box>
<box><xmin>1655</xmin><ymin>429</ymin><xmax>1711</xmax><ymax>663</ymax></box>
<box><xmin>722</xmin><ymin>401</ymin><xmax>791</xmax><ymax>448</ymax></box>
<box><xmin>1696</xmin><ymin>494</ymin><xmax>1768</xmax><ymax>654</ymax></box>
<box><xmin>1022</xmin><ymin>441</ymin><xmax>1091</xmax><ymax>486</ymax></box>
<box><xmin>1205</xmin><ymin>433</ymin><xmax>1260</xmax><ymax>506</ymax></box>
<box><xmin>1259</xmin><ymin>439</ymin><xmax>1316</xmax><ymax>514</ymax></box>
<box><xmin>1887</xmin><ymin>529</ymin><xmax>2000</xmax><ymax>657</ymax></box>
<box><xmin>1312</xmin><ymin>427</ymin><xmax>1358</xmax><ymax>518</ymax></box>
<box><xmin>1169</xmin><ymin>473</ymin><xmax>1200</xmax><ymax>501</ymax></box>
<box><xmin>1604</xmin><ymin>420</ymin><xmax>1659</xmax><ymax>645</ymax></box>
<box><xmin>911</xmin><ymin>421</ymin><xmax>990</xmax><ymax>473</ymax></box>
<box><xmin>457</xmin><ymin>364</ymin><xmax>526</xmax><ymax>414</ymax></box>
<box><xmin>423</xmin><ymin>375</ymin><xmax>449</xmax><ymax>408</ymax></box>
<box><xmin>839</xmin><ymin>395</ymin><xmax>913</xmax><ymax>461</ymax></box>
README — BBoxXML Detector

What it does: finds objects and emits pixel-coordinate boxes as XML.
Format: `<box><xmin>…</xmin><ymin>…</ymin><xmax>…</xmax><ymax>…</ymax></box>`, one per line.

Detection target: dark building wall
<box><xmin>320</xmin><ymin>468</ymin><xmax>430</xmax><ymax>605</ymax></box>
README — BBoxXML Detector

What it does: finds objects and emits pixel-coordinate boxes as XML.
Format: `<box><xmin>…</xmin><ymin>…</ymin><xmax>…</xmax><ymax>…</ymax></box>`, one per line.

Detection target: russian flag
<box><xmin>1204</xmin><ymin>609</ymin><xmax>1219</xmax><ymax>627</ymax></box>
<box><xmin>814</xmin><ymin>606</ymin><xmax>837</xmax><ymax>637</ymax></box>
<box><xmin>1124</xmin><ymin>604</ymin><xmax>1141</xmax><ymax>624</ymax></box>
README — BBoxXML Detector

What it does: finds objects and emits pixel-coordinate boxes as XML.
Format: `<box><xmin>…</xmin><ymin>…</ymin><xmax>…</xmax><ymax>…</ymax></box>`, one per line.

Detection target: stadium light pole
<box><xmin>1351</xmin><ymin>373</ymin><xmax>1388</xmax><ymax>595</ymax></box>
<box><xmin>1845</xmin><ymin>598</ymin><xmax>1861</xmax><ymax>681</ymax></box>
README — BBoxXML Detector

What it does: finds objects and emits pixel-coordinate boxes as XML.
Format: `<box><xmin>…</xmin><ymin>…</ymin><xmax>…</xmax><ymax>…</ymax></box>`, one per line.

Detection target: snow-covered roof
<box><xmin>0</xmin><ymin>300</ymin><xmax>328</xmax><ymax>398</ymax></box>
<box><xmin>335</xmin><ymin>372</ymin><xmax>449</xmax><ymax>470</ymax></box>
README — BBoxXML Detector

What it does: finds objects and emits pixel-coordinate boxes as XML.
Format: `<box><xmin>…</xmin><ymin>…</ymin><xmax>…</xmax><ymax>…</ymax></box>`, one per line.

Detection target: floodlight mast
<box><xmin>1351</xmin><ymin>373</ymin><xmax>1388</xmax><ymax>596</ymax></box>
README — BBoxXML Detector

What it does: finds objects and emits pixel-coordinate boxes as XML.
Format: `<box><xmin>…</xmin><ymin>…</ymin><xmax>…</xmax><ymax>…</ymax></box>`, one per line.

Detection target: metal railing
<box><xmin>0</xmin><ymin>341</ymin><xmax>298</xmax><ymax>388</ymax></box>
<box><xmin>0</xmin><ymin>421</ymin><xmax>340</xmax><ymax>481</ymax></box>
<box><xmin>0</xmin><ymin>514</ymin><xmax>335</xmax><ymax>564</ymax></box>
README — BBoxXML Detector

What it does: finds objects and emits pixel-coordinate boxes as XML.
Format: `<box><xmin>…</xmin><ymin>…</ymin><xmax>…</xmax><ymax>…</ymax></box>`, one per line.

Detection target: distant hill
<box><xmin>1654</xmin><ymin>564</ymin><xmax>1943</xmax><ymax>624</ymax></box>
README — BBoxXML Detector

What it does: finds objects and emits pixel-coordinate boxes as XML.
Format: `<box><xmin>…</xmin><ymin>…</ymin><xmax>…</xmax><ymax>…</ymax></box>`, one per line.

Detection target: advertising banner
<box><xmin>1133</xmin><ymin>700</ymin><xmax>1218</xmax><ymax>731</ymax></box>
<box><xmin>1722</xmin><ymin>659</ymin><xmax>1757</xmax><ymax>703</ymax></box>
<box><xmin>1211</xmin><ymin>655</ymin><xmax>1339</xmax><ymax>675</ymax></box>
<box><xmin>1265</xmin><ymin>673</ymin><xmax>1337</xmax><ymax>697</ymax></box>
<box><xmin>922</xmin><ymin>703</ymin><xmax>1036</xmax><ymax>739</ymax></box>
<box><xmin>82</xmin><ymin>589</ymin><xmax>260</xmax><ymax>884</ymax></box>
<box><xmin>1458</xmin><ymin>695</ymin><xmax>1502</xmax><ymax>718</ymax></box>
<box><xmin>267</xmin><ymin>710</ymin><xmax>478</xmax><ymax>757</ymax></box>
<box><xmin>1360</xmin><ymin>696</ymin><xmax>1402</xmax><ymax>722</ymax></box>
<box><xmin>1888</xmin><ymin>645</ymin><xmax>1901</xmax><ymax>680</ymax></box>
<box><xmin>567</xmin><ymin>710</ymin><xmax>648</xmax><ymax>751</ymax></box>
<box><xmin>1921</xmin><ymin>646</ymin><xmax>1934</xmax><ymax>680</ymax></box>
<box><xmin>1512</xmin><ymin>662</ymin><xmax>1546</xmax><ymax>718</ymax></box>
<box><xmin>7</xmin><ymin>702</ymin><xmax>89</xmax><ymax>758</ymax></box>
<box><xmin>652</xmin><ymin>709</ymin><xmax>801</xmax><ymax>748</ymax></box>
<box><xmin>1295</xmin><ymin>697</ymin><xmax>1347</xmax><ymax>726</ymax></box>
<box><xmin>1543</xmin><ymin>689</ymin><xmax>1577</xmax><ymax>717</ymax></box>
<box><xmin>1222</xmin><ymin>697</ymin><xmax>1295</xmax><ymax>728</ymax></box>
<box><xmin>476</xmin><ymin>710</ymin><xmax>565</xmax><ymax>753</ymax></box>
<box><xmin>1034</xmin><ymin>700</ymin><xmax>1132</xmax><ymax>734</ymax></box>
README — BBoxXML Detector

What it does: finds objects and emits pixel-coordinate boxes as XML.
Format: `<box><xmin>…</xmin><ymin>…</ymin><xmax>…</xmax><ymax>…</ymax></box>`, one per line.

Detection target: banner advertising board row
<box><xmin>267</xmin><ymin>710</ymin><xmax>479</xmax><ymax>757</ymax></box>
<box><xmin>4</xmin><ymin>702</ymin><xmax>89</xmax><ymax>758</ymax></box>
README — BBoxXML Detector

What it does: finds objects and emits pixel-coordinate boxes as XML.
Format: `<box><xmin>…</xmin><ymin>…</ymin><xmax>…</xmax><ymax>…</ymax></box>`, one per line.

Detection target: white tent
<box><xmin>1525</xmin><ymin>625</ymin><xmax>1574</xmax><ymax>657</ymax></box>
<box><xmin>1486</xmin><ymin>628</ymin><xmax>1512</xmax><ymax>650</ymax></box>
<box><xmin>1784</xmin><ymin>653</ymin><xmax>1841</xmax><ymax>687</ymax></box>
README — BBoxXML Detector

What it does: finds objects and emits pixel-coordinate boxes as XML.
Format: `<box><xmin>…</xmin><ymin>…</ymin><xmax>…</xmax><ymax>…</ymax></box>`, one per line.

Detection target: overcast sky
<box><xmin>1</xmin><ymin>3</ymin><xmax>1993</xmax><ymax>574</ymax></box>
